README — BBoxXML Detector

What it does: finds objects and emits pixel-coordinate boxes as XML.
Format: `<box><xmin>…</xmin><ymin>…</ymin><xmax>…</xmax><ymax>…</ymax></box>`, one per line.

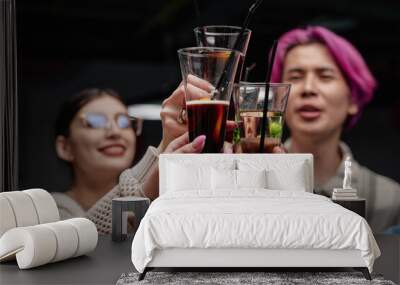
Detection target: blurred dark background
<box><xmin>17</xmin><ymin>0</ymin><xmax>400</xmax><ymax>191</ymax></box>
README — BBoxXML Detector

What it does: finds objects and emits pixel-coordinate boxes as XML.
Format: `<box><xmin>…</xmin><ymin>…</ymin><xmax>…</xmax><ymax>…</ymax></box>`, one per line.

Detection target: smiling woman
<box><xmin>51</xmin><ymin>88</ymin><xmax>207</xmax><ymax>234</ymax></box>
<box><xmin>54</xmin><ymin>89</ymin><xmax>137</xmax><ymax>212</ymax></box>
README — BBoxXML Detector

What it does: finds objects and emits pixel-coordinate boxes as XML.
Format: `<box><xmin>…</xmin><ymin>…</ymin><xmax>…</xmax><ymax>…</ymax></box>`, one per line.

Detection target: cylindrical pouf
<box><xmin>0</xmin><ymin>196</ymin><xmax>17</xmax><ymax>237</ymax></box>
<box><xmin>1</xmin><ymin>191</ymin><xmax>39</xmax><ymax>227</ymax></box>
<box><xmin>24</xmin><ymin>189</ymin><xmax>60</xmax><ymax>223</ymax></box>
<box><xmin>42</xmin><ymin>221</ymin><xmax>79</xmax><ymax>262</ymax></box>
<box><xmin>0</xmin><ymin>226</ymin><xmax>57</xmax><ymax>269</ymax></box>
<box><xmin>65</xmin><ymin>218</ymin><xmax>98</xmax><ymax>257</ymax></box>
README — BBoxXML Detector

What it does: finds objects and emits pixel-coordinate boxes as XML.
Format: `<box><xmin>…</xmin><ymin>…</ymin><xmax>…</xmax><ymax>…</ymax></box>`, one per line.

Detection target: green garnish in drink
<box><xmin>269</xmin><ymin>121</ymin><xmax>282</xmax><ymax>138</ymax></box>
<box><xmin>233</xmin><ymin>127</ymin><xmax>241</xmax><ymax>144</ymax></box>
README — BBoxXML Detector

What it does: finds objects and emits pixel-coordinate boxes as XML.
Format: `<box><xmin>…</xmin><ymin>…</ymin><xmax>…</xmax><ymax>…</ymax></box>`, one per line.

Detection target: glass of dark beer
<box><xmin>232</xmin><ymin>82</ymin><xmax>291</xmax><ymax>153</ymax></box>
<box><xmin>194</xmin><ymin>26</ymin><xmax>252</xmax><ymax>141</ymax></box>
<box><xmin>178</xmin><ymin>47</ymin><xmax>241</xmax><ymax>153</ymax></box>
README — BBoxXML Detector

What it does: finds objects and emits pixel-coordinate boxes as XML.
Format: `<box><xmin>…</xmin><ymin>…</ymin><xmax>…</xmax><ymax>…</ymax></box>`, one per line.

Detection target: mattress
<box><xmin>131</xmin><ymin>190</ymin><xmax>380</xmax><ymax>273</ymax></box>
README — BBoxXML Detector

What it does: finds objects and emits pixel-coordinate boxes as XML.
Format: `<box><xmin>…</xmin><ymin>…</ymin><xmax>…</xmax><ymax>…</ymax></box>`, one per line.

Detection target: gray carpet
<box><xmin>116</xmin><ymin>271</ymin><xmax>396</xmax><ymax>285</ymax></box>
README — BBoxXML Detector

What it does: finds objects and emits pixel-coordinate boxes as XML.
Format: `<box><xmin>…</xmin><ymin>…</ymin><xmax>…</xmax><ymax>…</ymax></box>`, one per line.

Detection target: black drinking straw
<box><xmin>259</xmin><ymin>40</ymin><xmax>278</xmax><ymax>153</ymax></box>
<box><xmin>214</xmin><ymin>0</ymin><xmax>263</xmax><ymax>95</ymax></box>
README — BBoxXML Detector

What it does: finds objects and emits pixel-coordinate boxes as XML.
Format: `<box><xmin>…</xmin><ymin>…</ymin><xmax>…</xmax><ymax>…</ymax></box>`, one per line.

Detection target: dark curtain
<box><xmin>0</xmin><ymin>0</ymin><xmax>18</xmax><ymax>192</ymax></box>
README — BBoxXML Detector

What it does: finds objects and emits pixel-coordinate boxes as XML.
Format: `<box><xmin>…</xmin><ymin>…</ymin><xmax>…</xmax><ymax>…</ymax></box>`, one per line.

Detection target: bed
<box><xmin>131</xmin><ymin>154</ymin><xmax>380</xmax><ymax>280</ymax></box>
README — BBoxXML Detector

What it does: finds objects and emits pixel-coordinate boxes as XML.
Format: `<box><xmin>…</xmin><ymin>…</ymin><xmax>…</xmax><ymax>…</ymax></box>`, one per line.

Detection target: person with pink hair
<box><xmin>271</xmin><ymin>26</ymin><xmax>400</xmax><ymax>233</ymax></box>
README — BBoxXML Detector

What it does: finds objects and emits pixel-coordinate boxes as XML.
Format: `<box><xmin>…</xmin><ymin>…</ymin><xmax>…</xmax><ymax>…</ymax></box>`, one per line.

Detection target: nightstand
<box><xmin>112</xmin><ymin>197</ymin><xmax>150</xmax><ymax>242</ymax></box>
<box><xmin>332</xmin><ymin>198</ymin><xmax>366</xmax><ymax>218</ymax></box>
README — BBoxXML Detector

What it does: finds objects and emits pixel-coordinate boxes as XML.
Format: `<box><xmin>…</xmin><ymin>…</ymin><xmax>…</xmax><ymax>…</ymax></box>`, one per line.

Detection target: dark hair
<box><xmin>55</xmin><ymin>88</ymin><xmax>125</xmax><ymax>137</ymax></box>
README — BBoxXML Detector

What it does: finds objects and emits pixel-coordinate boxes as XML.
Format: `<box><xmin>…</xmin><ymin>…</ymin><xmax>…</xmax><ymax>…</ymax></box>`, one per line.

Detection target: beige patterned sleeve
<box><xmin>86</xmin><ymin>146</ymin><xmax>159</xmax><ymax>234</ymax></box>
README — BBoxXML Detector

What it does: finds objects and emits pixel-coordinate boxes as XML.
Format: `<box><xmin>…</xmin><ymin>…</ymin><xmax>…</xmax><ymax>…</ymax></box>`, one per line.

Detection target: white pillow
<box><xmin>237</xmin><ymin>159</ymin><xmax>308</xmax><ymax>192</ymax></box>
<box><xmin>236</xmin><ymin>169</ymin><xmax>267</xmax><ymax>189</ymax></box>
<box><xmin>211</xmin><ymin>169</ymin><xmax>267</xmax><ymax>191</ymax></box>
<box><xmin>167</xmin><ymin>162</ymin><xmax>211</xmax><ymax>192</ymax></box>
<box><xmin>211</xmin><ymin>168</ymin><xmax>236</xmax><ymax>190</ymax></box>
<box><xmin>266</xmin><ymin>165</ymin><xmax>307</xmax><ymax>191</ymax></box>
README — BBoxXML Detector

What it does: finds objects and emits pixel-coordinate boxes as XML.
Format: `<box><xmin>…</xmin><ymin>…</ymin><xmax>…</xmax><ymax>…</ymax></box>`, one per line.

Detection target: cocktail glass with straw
<box><xmin>232</xmin><ymin>82</ymin><xmax>290</xmax><ymax>153</ymax></box>
<box><xmin>193</xmin><ymin>0</ymin><xmax>263</xmax><ymax>142</ymax></box>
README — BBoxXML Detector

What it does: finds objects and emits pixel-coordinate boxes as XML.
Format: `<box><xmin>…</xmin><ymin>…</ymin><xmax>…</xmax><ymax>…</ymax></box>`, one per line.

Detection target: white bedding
<box><xmin>131</xmin><ymin>190</ymin><xmax>380</xmax><ymax>273</ymax></box>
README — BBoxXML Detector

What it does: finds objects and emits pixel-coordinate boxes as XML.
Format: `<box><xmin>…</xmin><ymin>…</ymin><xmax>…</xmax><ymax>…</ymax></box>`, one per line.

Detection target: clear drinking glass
<box><xmin>194</xmin><ymin>26</ymin><xmax>252</xmax><ymax>127</ymax></box>
<box><xmin>194</xmin><ymin>25</ymin><xmax>251</xmax><ymax>82</ymax></box>
<box><xmin>232</xmin><ymin>82</ymin><xmax>291</xmax><ymax>153</ymax></box>
<box><xmin>178</xmin><ymin>47</ymin><xmax>241</xmax><ymax>153</ymax></box>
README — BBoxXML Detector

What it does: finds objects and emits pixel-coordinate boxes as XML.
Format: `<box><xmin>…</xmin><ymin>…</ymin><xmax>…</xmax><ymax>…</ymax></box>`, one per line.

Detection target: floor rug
<box><xmin>116</xmin><ymin>271</ymin><xmax>395</xmax><ymax>285</ymax></box>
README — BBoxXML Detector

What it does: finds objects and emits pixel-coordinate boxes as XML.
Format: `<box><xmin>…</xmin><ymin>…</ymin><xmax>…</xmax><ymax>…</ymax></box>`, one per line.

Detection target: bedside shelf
<box><xmin>332</xmin><ymin>198</ymin><xmax>366</xmax><ymax>218</ymax></box>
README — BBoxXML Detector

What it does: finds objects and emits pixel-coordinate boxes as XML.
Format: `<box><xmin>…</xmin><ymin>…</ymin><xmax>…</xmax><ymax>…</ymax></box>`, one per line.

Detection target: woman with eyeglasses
<box><xmin>53</xmin><ymin>88</ymin><xmax>207</xmax><ymax>234</ymax></box>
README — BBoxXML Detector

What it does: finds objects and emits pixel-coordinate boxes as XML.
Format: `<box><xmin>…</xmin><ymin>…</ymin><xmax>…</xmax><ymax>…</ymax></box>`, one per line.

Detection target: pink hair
<box><xmin>271</xmin><ymin>26</ymin><xmax>377</xmax><ymax>129</ymax></box>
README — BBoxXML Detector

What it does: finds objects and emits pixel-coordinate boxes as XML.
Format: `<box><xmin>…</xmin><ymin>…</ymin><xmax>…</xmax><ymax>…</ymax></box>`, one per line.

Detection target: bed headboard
<box><xmin>159</xmin><ymin>154</ymin><xmax>314</xmax><ymax>195</ymax></box>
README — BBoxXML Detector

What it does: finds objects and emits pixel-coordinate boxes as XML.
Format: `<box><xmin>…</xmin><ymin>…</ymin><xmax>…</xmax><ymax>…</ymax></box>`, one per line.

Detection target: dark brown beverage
<box><xmin>233</xmin><ymin>136</ymin><xmax>280</xmax><ymax>153</ymax></box>
<box><xmin>233</xmin><ymin>110</ymin><xmax>283</xmax><ymax>153</ymax></box>
<box><xmin>187</xmin><ymin>100</ymin><xmax>229</xmax><ymax>153</ymax></box>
